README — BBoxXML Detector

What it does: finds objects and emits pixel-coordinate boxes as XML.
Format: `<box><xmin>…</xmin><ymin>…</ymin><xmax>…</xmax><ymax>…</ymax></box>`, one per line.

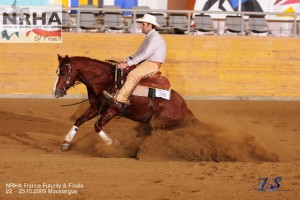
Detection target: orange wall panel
<box><xmin>187</xmin><ymin>0</ymin><xmax>196</xmax><ymax>10</ymax></box>
<box><xmin>168</xmin><ymin>0</ymin><xmax>188</xmax><ymax>10</ymax></box>
<box><xmin>1</xmin><ymin>33</ymin><xmax>300</xmax><ymax>98</ymax></box>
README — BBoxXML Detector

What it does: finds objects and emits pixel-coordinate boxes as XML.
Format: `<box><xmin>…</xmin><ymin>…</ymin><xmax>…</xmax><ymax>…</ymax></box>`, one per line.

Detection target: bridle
<box><xmin>57</xmin><ymin>62</ymin><xmax>81</xmax><ymax>90</ymax></box>
<box><xmin>64</xmin><ymin>63</ymin><xmax>72</xmax><ymax>87</ymax></box>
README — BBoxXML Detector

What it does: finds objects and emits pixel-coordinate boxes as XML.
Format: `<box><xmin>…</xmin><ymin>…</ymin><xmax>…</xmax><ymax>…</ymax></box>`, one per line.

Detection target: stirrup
<box><xmin>103</xmin><ymin>90</ymin><xmax>115</xmax><ymax>100</ymax></box>
<box><xmin>103</xmin><ymin>90</ymin><xmax>130</xmax><ymax>108</ymax></box>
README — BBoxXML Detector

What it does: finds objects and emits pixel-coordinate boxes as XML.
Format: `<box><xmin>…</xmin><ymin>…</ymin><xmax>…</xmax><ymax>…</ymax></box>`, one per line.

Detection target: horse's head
<box><xmin>52</xmin><ymin>54</ymin><xmax>78</xmax><ymax>98</ymax></box>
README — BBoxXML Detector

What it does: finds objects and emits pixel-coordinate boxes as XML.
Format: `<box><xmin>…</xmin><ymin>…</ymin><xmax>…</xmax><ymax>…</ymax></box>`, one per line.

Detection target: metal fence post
<box><xmin>293</xmin><ymin>14</ymin><xmax>297</xmax><ymax>37</ymax></box>
<box><xmin>132</xmin><ymin>10</ymin><xmax>136</xmax><ymax>34</ymax></box>
<box><xmin>241</xmin><ymin>13</ymin><xmax>244</xmax><ymax>35</ymax></box>
<box><xmin>76</xmin><ymin>9</ymin><xmax>80</xmax><ymax>32</ymax></box>
<box><xmin>187</xmin><ymin>11</ymin><xmax>191</xmax><ymax>35</ymax></box>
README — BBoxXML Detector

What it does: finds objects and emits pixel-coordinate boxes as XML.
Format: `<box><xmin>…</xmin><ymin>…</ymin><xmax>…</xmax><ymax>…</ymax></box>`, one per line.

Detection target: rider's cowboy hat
<box><xmin>136</xmin><ymin>14</ymin><xmax>160</xmax><ymax>28</ymax></box>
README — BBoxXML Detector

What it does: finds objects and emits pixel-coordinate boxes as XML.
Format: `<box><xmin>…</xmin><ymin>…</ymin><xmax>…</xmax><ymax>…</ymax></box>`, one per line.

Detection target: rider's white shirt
<box><xmin>126</xmin><ymin>29</ymin><xmax>166</xmax><ymax>66</ymax></box>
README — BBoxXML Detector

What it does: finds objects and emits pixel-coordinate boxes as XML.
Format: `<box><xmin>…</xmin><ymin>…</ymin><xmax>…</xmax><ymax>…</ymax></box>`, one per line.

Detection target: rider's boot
<box><xmin>103</xmin><ymin>90</ymin><xmax>125</xmax><ymax>111</ymax></box>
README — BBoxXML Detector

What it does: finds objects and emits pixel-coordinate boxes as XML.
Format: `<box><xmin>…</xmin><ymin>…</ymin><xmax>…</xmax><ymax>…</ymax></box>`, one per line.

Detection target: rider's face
<box><xmin>139</xmin><ymin>22</ymin><xmax>152</xmax><ymax>34</ymax></box>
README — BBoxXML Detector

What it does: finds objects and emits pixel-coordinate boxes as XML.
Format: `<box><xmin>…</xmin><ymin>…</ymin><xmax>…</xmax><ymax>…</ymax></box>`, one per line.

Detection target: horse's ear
<box><xmin>65</xmin><ymin>55</ymin><xmax>69</xmax><ymax>63</ymax></box>
<box><xmin>57</xmin><ymin>54</ymin><xmax>63</xmax><ymax>62</ymax></box>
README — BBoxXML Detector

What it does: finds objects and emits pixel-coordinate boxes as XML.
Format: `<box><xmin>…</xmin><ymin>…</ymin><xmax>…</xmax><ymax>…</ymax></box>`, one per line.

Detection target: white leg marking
<box><xmin>64</xmin><ymin>125</ymin><xmax>78</xmax><ymax>143</ymax></box>
<box><xmin>98</xmin><ymin>130</ymin><xmax>113</xmax><ymax>146</ymax></box>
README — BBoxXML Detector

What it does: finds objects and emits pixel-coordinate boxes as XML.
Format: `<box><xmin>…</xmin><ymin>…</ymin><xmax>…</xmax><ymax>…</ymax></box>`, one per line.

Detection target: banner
<box><xmin>0</xmin><ymin>0</ymin><xmax>62</xmax><ymax>43</ymax></box>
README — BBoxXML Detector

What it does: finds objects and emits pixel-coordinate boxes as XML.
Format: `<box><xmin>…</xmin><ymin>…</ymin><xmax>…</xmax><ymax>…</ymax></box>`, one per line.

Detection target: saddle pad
<box><xmin>132</xmin><ymin>85</ymin><xmax>171</xmax><ymax>100</ymax></box>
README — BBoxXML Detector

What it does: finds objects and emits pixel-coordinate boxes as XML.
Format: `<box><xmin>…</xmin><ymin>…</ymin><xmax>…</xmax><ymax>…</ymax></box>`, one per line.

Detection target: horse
<box><xmin>53</xmin><ymin>54</ymin><xmax>197</xmax><ymax>150</ymax></box>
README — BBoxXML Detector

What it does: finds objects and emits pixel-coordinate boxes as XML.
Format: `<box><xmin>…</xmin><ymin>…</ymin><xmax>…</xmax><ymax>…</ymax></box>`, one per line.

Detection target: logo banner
<box><xmin>0</xmin><ymin>0</ymin><xmax>62</xmax><ymax>43</ymax></box>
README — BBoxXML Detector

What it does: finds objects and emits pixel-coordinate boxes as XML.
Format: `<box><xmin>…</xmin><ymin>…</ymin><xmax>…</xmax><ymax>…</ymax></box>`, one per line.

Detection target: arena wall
<box><xmin>1</xmin><ymin>33</ymin><xmax>300</xmax><ymax>99</ymax></box>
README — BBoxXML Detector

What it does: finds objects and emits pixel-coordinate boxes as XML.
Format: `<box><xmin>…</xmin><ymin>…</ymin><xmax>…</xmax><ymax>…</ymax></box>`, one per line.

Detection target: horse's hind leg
<box><xmin>136</xmin><ymin>122</ymin><xmax>153</xmax><ymax>137</ymax></box>
<box><xmin>61</xmin><ymin>105</ymin><xmax>99</xmax><ymax>151</ymax></box>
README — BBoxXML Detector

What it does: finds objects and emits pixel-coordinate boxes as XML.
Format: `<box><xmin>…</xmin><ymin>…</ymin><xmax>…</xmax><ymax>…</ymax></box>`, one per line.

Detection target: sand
<box><xmin>0</xmin><ymin>98</ymin><xmax>299</xmax><ymax>199</ymax></box>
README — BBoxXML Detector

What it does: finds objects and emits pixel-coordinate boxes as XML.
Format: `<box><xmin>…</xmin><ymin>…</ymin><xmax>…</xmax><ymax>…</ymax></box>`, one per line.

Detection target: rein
<box><xmin>60</xmin><ymin>99</ymin><xmax>89</xmax><ymax>107</ymax></box>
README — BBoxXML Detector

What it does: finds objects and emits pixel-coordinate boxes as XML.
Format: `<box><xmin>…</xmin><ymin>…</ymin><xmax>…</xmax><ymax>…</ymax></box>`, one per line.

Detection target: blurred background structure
<box><xmin>57</xmin><ymin>0</ymin><xmax>300</xmax><ymax>36</ymax></box>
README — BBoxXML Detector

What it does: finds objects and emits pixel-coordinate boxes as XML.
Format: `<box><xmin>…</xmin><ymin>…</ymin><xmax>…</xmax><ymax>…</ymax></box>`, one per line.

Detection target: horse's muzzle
<box><xmin>54</xmin><ymin>88</ymin><xmax>66</xmax><ymax>98</ymax></box>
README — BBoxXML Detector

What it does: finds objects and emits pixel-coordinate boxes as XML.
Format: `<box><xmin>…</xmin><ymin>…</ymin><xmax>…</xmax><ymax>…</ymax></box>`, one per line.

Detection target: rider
<box><xmin>103</xmin><ymin>14</ymin><xmax>166</xmax><ymax>108</ymax></box>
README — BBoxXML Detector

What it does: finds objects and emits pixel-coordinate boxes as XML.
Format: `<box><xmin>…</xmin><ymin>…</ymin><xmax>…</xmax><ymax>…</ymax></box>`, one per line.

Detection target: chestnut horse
<box><xmin>53</xmin><ymin>55</ymin><xmax>197</xmax><ymax>150</ymax></box>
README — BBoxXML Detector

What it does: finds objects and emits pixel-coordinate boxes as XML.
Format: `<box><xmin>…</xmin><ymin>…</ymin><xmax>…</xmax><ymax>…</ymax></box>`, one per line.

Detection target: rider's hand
<box><xmin>117</xmin><ymin>62</ymin><xmax>128</xmax><ymax>69</ymax></box>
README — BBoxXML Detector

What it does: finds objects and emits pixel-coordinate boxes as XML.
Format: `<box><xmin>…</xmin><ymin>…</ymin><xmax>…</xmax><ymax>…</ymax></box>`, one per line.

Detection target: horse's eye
<box><xmin>59</xmin><ymin>71</ymin><xmax>65</xmax><ymax>76</ymax></box>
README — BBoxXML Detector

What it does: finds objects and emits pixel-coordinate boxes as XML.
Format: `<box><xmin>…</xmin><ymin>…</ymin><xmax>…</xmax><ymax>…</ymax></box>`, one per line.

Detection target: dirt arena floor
<box><xmin>0</xmin><ymin>98</ymin><xmax>299</xmax><ymax>199</ymax></box>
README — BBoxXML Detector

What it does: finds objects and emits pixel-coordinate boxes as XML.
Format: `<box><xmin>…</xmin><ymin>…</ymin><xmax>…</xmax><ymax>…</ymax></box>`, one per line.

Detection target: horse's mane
<box><xmin>70</xmin><ymin>56</ymin><xmax>116</xmax><ymax>69</ymax></box>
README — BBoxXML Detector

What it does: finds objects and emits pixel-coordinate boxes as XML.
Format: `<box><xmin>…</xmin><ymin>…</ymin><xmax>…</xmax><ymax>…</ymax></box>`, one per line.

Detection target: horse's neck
<box><xmin>73</xmin><ymin>60</ymin><xmax>114</xmax><ymax>90</ymax></box>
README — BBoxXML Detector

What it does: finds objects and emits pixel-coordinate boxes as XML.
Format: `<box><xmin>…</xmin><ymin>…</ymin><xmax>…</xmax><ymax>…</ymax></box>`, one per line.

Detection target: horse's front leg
<box><xmin>94</xmin><ymin>108</ymin><xmax>119</xmax><ymax>146</ymax></box>
<box><xmin>61</xmin><ymin>105</ymin><xmax>99</xmax><ymax>150</ymax></box>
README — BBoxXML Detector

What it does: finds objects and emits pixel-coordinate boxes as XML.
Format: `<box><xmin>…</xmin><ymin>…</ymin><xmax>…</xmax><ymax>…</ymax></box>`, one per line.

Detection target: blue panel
<box><xmin>71</xmin><ymin>0</ymin><xmax>78</xmax><ymax>7</ymax></box>
<box><xmin>230</xmin><ymin>0</ymin><xmax>247</xmax><ymax>9</ymax></box>
<box><xmin>71</xmin><ymin>0</ymin><xmax>79</xmax><ymax>14</ymax></box>
<box><xmin>114</xmin><ymin>0</ymin><xmax>137</xmax><ymax>16</ymax></box>
<box><xmin>123</xmin><ymin>0</ymin><xmax>137</xmax><ymax>16</ymax></box>
<box><xmin>114</xmin><ymin>0</ymin><xmax>123</xmax><ymax>7</ymax></box>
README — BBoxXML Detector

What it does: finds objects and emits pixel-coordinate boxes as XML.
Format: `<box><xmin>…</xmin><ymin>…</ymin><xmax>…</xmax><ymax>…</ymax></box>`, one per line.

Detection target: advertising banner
<box><xmin>0</xmin><ymin>0</ymin><xmax>62</xmax><ymax>43</ymax></box>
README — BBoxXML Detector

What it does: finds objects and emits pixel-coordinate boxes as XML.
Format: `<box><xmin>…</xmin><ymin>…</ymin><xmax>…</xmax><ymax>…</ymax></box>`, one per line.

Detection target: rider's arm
<box><xmin>127</xmin><ymin>44</ymin><xmax>155</xmax><ymax>66</ymax></box>
<box><xmin>127</xmin><ymin>38</ymin><xmax>165</xmax><ymax>66</ymax></box>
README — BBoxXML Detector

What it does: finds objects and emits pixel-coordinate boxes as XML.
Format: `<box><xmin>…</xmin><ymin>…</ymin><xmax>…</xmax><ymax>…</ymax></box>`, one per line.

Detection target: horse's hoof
<box><xmin>61</xmin><ymin>143</ymin><xmax>70</xmax><ymax>151</ymax></box>
<box><xmin>104</xmin><ymin>138</ymin><xmax>113</xmax><ymax>146</ymax></box>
